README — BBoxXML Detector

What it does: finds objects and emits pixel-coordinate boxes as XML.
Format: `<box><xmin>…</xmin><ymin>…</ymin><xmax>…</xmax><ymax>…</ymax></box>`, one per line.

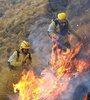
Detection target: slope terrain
<box><xmin>0</xmin><ymin>0</ymin><xmax>90</xmax><ymax>99</ymax></box>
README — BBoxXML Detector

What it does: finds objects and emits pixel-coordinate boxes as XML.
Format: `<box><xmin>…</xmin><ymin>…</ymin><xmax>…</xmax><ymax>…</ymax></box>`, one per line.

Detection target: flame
<box><xmin>13</xmin><ymin>70</ymin><xmax>40</xmax><ymax>100</ymax></box>
<box><xmin>13</xmin><ymin>42</ymin><xmax>90</xmax><ymax>100</ymax></box>
<box><xmin>83</xmin><ymin>96</ymin><xmax>87</xmax><ymax>100</ymax></box>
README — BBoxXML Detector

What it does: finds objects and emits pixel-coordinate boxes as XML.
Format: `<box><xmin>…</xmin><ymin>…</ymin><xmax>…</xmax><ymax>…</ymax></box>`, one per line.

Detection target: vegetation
<box><xmin>0</xmin><ymin>0</ymin><xmax>90</xmax><ymax>99</ymax></box>
<box><xmin>0</xmin><ymin>0</ymin><xmax>48</xmax><ymax>99</ymax></box>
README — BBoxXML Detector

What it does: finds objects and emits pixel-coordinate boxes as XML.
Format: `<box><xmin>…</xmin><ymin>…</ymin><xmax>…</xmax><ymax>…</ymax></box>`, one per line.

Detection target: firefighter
<box><xmin>48</xmin><ymin>12</ymin><xmax>81</xmax><ymax>52</ymax></box>
<box><xmin>7</xmin><ymin>41</ymin><xmax>32</xmax><ymax>71</ymax></box>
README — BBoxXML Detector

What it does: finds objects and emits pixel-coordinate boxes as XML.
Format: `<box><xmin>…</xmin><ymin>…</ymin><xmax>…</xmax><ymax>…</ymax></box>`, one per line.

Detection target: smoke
<box><xmin>8</xmin><ymin>69</ymin><xmax>90</xmax><ymax>100</ymax></box>
<box><xmin>8</xmin><ymin>17</ymin><xmax>90</xmax><ymax>100</ymax></box>
<box><xmin>39</xmin><ymin>67</ymin><xmax>90</xmax><ymax>100</ymax></box>
<box><xmin>57</xmin><ymin>70</ymin><xmax>90</xmax><ymax>100</ymax></box>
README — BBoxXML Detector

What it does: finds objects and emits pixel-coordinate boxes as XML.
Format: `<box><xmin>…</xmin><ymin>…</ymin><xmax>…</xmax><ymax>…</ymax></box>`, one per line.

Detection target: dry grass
<box><xmin>0</xmin><ymin>0</ymin><xmax>90</xmax><ymax>99</ymax></box>
<box><xmin>0</xmin><ymin>0</ymin><xmax>48</xmax><ymax>99</ymax></box>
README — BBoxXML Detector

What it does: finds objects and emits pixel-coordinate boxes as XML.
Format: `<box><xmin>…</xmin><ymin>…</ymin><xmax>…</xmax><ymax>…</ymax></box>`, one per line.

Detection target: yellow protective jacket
<box><xmin>48</xmin><ymin>19</ymin><xmax>80</xmax><ymax>40</ymax></box>
<box><xmin>8</xmin><ymin>50</ymin><xmax>32</xmax><ymax>70</ymax></box>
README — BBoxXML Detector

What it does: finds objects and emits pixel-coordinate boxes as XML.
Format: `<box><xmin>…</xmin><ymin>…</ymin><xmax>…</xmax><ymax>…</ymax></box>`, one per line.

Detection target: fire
<box><xmin>13</xmin><ymin>42</ymin><xmax>90</xmax><ymax>100</ymax></box>
<box><xmin>13</xmin><ymin>70</ymin><xmax>40</xmax><ymax>100</ymax></box>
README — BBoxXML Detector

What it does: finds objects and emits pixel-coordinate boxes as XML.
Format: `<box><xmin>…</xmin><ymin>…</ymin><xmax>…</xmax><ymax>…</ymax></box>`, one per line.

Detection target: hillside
<box><xmin>0</xmin><ymin>0</ymin><xmax>90</xmax><ymax>99</ymax></box>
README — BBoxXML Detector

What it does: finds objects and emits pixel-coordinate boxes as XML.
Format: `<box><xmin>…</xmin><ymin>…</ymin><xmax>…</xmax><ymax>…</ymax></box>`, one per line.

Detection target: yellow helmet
<box><xmin>20</xmin><ymin>41</ymin><xmax>30</xmax><ymax>50</ymax></box>
<box><xmin>57</xmin><ymin>12</ymin><xmax>67</xmax><ymax>20</ymax></box>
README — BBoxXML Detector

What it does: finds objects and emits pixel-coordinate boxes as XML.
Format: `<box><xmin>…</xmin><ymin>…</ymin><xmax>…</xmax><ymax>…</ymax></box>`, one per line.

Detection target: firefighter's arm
<box><xmin>48</xmin><ymin>21</ymin><xmax>59</xmax><ymax>41</ymax></box>
<box><xmin>8</xmin><ymin>51</ymin><xmax>22</xmax><ymax>67</ymax></box>
<box><xmin>48</xmin><ymin>21</ymin><xmax>56</xmax><ymax>35</ymax></box>
<box><xmin>23</xmin><ymin>53</ymin><xmax>32</xmax><ymax>71</ymax></box>
<box><xmin>68</xmin><ymin>24</ymin><xmax>81</xmax><ymax>41</ymax></box>
<box><xmin>10</xmin><ymin>61</ymin><xmax>22</xmax><ymax>67</ymax></box>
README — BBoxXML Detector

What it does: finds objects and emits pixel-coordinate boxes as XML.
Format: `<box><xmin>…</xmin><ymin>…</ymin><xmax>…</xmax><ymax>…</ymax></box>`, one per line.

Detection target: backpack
<box><xmin>52</xmin><ymin>18</ymin><xmax>69</xmax><ymax>36</ymax></box>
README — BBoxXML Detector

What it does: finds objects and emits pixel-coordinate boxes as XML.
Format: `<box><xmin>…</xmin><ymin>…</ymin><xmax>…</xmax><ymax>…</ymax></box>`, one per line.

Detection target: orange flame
<box><xmin>13</xmin><ymin>70</ymin><xmax>40</xmax><ymax>100</ymax></box>
<box><xmin>13</xmin><ymin>42</ymin><xmax>90</xmax><ymax>100</ymax></box>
